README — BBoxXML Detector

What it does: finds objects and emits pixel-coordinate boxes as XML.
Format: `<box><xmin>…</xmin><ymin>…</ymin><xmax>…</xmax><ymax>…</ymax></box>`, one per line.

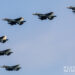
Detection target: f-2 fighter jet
<box><xmin>33</xmin><ymin>12</ymin><xmax>56</xmax><ymax>20</ymax></box>
<box><xmin>3</xmin><ymin>17</ymin><xmax>26</xmax><ymax>25</ymax></box>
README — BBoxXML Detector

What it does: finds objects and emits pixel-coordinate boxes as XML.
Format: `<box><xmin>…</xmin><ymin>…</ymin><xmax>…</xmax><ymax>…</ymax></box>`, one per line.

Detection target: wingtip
<box><xmin>32</xmin><ymin>13</ymin><xmax>35</xmax><ymax>15</ymax></box>
<box><xmin>67</xmin><ymin>7</ymin><xmax>70</xmax><ymax>9</ymax></box>
<box><xmin>0</xmin><ymin>66</ymin><xmax>5</xmax><ymax>68</ymax></box>
<box><xmin>2</xmin><ymin>18</ymin><xmax>8</xmax><ymax>21</ymax></box>
<box><xmin>67</xmin><ymin>6</ymin><xmax>73</xmax><ymax>9</ymax></box>
<box><xmin>32</xmin><ymin>13</ymin><xmax>38</xmax><ymax>15</ymax></box>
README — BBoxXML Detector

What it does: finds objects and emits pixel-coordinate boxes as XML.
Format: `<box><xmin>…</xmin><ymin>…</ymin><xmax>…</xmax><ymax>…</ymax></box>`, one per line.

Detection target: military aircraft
<box><xmin>0</xmin><ymin>36</ymin><xmax>8</xmax><ymax>43</ymax></box>
<box><xmin>33</xmin><ymin>12</ymin><xmax>56</xmax><ymax>20</ymax></box>
<box><xmin>0</xmin><ymin>49</ymin><xmax>13</xmax><ymax>56</ymax></box>
<box><xmin>1</xmin><ymin>64</ymin><xmax>21</xmax><ymax>71</ymax></box>
<box><xmin>67</xmin><ymin>6</ymin><xmax>75</xmax><ymax>13</ymax></box>
<box><xmin>3</xmin><ymin>17</ymin><xmax>26</xmax><ymax>25</ymax></box>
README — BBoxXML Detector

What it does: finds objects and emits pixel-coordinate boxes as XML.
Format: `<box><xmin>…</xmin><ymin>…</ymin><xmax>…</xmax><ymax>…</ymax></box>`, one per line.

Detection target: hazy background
<box><xmin>0</xmin><ymin>0</ymin><xmax>75</xmax><ymax>75</ymax></box>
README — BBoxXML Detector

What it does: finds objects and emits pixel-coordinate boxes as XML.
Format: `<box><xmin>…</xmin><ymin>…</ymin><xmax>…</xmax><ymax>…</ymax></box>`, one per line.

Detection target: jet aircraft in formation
<box><xmin>0</xmin><ymin>6</ymin><xmax>74</xmax><ymax>72</ymax></box>
<box><xmin>3</xmin><ymin>17</ymin><xmax>26</xmax><ymax>25</ymax></box>
<box><xmin>0</xmin><ymin>36</ymin><xmax>8</xmax><ymax>43</ymax></box>
<box><xmin>33</xmin><ymin>12</ymin><xmax>56</xmax><ymax>20</ymax></box>
<box><xmin>0</xmin><ymin>64</ymin><xmax>21</xmax><ymax>71</ymax></box>
<box><xmin>0</xmin><ymin>49</ymin><xmax>13</xmax><ymax>56</ymax></box>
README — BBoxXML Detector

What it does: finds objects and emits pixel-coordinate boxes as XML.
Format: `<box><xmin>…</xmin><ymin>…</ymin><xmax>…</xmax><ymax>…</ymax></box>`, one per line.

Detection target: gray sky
<box><xmin>0</xmin><ymin>0</ymin><xmax>75</xmax><ymax>75</ymax></box>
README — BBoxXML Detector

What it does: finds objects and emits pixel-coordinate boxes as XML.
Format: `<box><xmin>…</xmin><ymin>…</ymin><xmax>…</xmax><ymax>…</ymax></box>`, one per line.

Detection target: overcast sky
<box><xmin>0</xmin><ymin>0</ymin><xmax>75</xmax><ymax>75</ymax></box>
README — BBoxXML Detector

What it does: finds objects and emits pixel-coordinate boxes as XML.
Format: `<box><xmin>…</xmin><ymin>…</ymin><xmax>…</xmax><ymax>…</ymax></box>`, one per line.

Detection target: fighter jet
<box><xmin>0</xmin><ymin>49</ymin><xmax>13</xmax><ymax>56</ymax></box>
<box><xmin>3</xmin><ymin>17</ymin><xmax>26</xmax><ymax>25</ymax></box>
<box><xmin>0</xmin><ymin>36</ymin><xmax>8</xmax><ymax>43</ymax></box>
<box><xmin>1</xmin><ymin>64</ymin><xmax>21</xmax><ymax>71</ymax></box>
<box><xmin>33</xmin><ymin>12</ymin><xmax>56</xmax><ymax>20</ymax></box>
<box><xmin>67</xmin><ymin>6</ymin><xmax>75</xmax><ymax>13</ymax></box>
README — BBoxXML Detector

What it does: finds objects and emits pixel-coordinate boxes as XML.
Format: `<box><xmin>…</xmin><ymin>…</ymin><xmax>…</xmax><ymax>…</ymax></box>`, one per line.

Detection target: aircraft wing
<box><xmin>46</xmin><ymin>12</ymin><xmax>54</xmax><ymax>16</ymax></box>
<box><xmin>14</xmin><ymin>18</ymin><xmax>22</xmax><ymax>21</ymax></box>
